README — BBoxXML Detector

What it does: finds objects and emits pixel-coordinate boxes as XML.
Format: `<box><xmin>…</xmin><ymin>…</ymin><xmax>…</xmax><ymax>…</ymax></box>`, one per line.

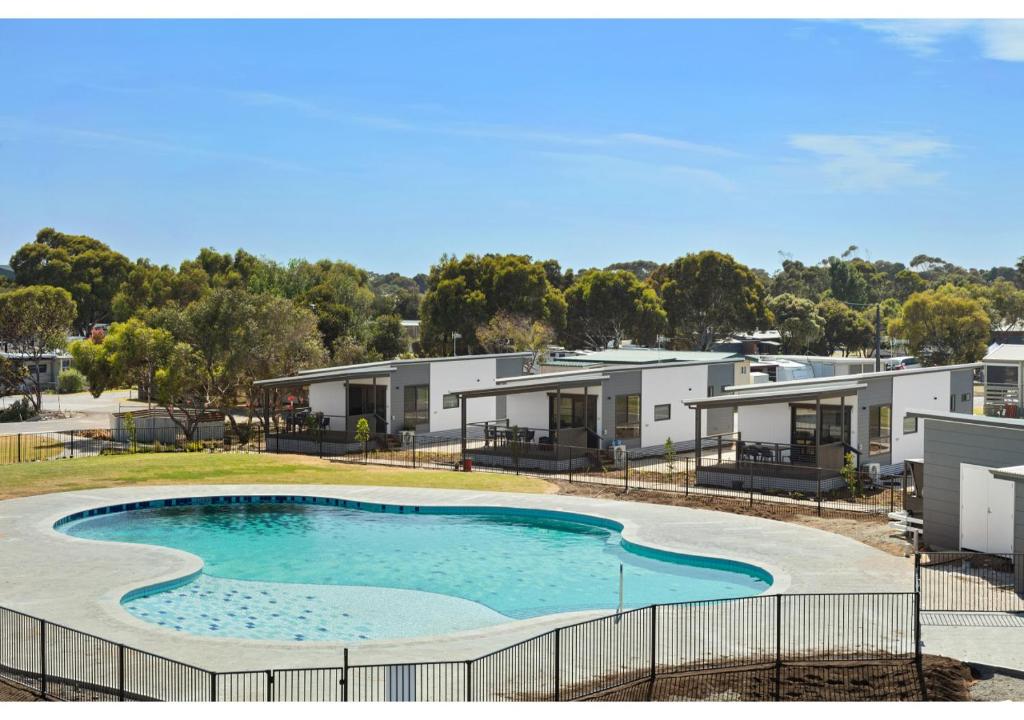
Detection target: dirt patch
<box><xmin>0</xmin><ymin>678</ymin><xmax>45</xmax><ymax>702</ymax></box>
<box><xmin>553</xmin><ymin>479</ymin><xmax>915</xmax><ymax>557</ymax></box>
<box><xmin>579</xmin><ymin>655</ymin><xmax>972</xmax><ymax>702</ymax></box>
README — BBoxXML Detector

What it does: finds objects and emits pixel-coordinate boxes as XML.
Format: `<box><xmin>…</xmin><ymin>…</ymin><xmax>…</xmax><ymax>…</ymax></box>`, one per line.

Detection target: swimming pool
<box><xmin>59</xmin><ymin>496</ymin><xmax>772</xmax><ymax>642</ymax></box>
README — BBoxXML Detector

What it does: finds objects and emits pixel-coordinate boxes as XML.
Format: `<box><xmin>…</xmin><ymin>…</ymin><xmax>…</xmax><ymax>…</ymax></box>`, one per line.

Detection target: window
<box><xmin>403</xmin><ymin>385</ymin><xmax>429</xmax><ymax>430</ymax></box>
<box><xmin>349</xmin><ymin>384</ymin><xmax>386</xmax><ymax>416</ymax></box>
<box><xmin>986</xmin><ymin>365</ymin><xmax>1019</xmax><ymax>386</ymax></box>
<box><xmin>868</xmin><ymin>404</ymin><xmax>891</xmax><ymax>455</ymax></box>
<box><xmin>614</xmin><ymin>394</ymin><xmax>641</xmax><ymax>440</ymax></box>
<box><xmin>903</xmin><ymin>416</ymin><xmax>918</xmax><ymax>434</ymax></box>
<box><xmin>950</xmin><ymin>395</ymin><xmax>956</xmax><ymax>412</ymax></box>
<box><xmin>547</xmin><ymin>394</ymin><xmax>597</xmax><ymax>431</ymax></box>
<box><xmin>654</xmin><ymin>404</ymin><xmax>671</xmax><ymax>421</ymax></box>
<box><xmin>961</xmin><ymin>393</ymin><xmax>971</xmax><ymax>402</ymax></box>
<box><xmin>790</xmin><ymin>405</ymin><xmax>851</xmax><ymax>447</ymax></box>
<box><xmin>442</xmin><ymin>393</ymin><xmax>460</xmax><ymax>409</ymax></box>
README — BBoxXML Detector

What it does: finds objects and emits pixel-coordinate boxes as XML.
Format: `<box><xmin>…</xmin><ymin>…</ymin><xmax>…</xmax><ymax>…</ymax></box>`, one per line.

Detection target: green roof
<box><xmin>547</xmin><ymin>348</ymin><xmax>741</xmax><ymax>366</ymax></box>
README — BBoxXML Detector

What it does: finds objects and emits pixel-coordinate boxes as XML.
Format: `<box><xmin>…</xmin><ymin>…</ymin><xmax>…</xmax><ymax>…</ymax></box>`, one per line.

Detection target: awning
<box><xmin>684</xmin><ymin>382</ymin><xmax>866</xmax><ymax>410</ymax></box>
<box><xmin>254</xmin><ymin>365</ymin><xmax>396</xmax><ymax>388</ymax></box>
<box><xmin>454</xmin><ymin>370</ymin><xmax>609</xmax><ymax>399</ymax></box>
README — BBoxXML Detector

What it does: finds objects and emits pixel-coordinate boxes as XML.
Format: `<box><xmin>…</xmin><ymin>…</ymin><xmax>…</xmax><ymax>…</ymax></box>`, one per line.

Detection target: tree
<box><xmin>766</xmin><ymin>294</ymin><xmax>823</xmax><ymax>353</ymax></box>
<box><xmin>563</xmin><ymin>269</ymin><xmax>666</xmax><ymax>349</ymax></box>
<box><xmin>476</xmin><ymin>312</ymin><xmax>555</xmax><ymax>372</ymax></box>
<box><xmin>979</xmin><ymin>278</ymin><xmax>1024</xmax><ymax>334</ymax></box>
<box><xmin>815</xmin><ymin>298</ymin><xmax>874</xmax><ymax>356</ymax></box>
<box><xmin>605</xmin><ymin>260</ymin><xmax>659</xmax><ymax>280</ymax></box>
<box><xmin>768</xmin><ymin>259</ymin><xmax>830</xmax><ymax>299</ymax></box>
<box><xmin>151</xmin><ymin>341</ymin><xmax>209</xmax><ymax>440</ymax></box>
<box><xmin>68</xmin><ymin>329</ymin><xmax>116</xmax><ymax>397</ymax></box>
<box><xmin>419</xmin><ymin>254</ymin><xmax>566</xmax><ymax>354</ymax></box>
<box><xmin>888</xmin><ymin>285</ymin><xmax>990</xmax><ymax>366</ymax></box>
<box><xmin>367</xmin><ymin>314</ymin><xmax>408</xmax><ymax>360</ymax></box>
<box><xmin>0</xmin><ymin>285</ymin><xmax>76</xmax><ymax>411</ymax></box>
<box><xmin>655</xmin><ymin>251</ymin><xmax>768</xmax><ymax>351</ymax></box>
<box><xmin>893</xmin><ymin>269</ymin><xmax>928</xmax><ymax>303</ymax></box>
<box><xmin>10</xmin><ymin>228</ymin><xmax>130</xmax><ymax>333</ymax></box>
<box><xmin>826</xmin><ymin>256</ymin><xmax>871</xmax><ymax>305</ymax></box>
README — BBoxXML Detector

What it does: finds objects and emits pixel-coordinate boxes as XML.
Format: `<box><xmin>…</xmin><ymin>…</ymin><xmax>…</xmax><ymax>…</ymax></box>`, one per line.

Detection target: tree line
<box><xmin>2</xmin><ymin>229</ymin><xmax>1020</xmax><ymax>434</ymax></box>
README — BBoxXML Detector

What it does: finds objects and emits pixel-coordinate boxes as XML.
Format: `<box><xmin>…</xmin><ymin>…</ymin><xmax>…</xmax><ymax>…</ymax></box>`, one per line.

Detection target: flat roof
<box><xmin>984</xmin><ymin>344</ymin><xmax>1024</xmax><ymax>363</ymax></box>
<box><xmin>991</xmin><ymin>465</ymin><xmax>1024</xmax><ymax>483</ymax></box>
<box><xmin>455</xmin><ymin>369</ymin><xmax>609</xmax><ymax>399</ymax></box>
<box><xmin>906</xmin><ymin>408</ymin><xmax>1024</xmax><ymax>431</ymax></box>
<box><xmin>546</xmin><ymin>348</ymin><xmax>741</xmax><ymax>366</ymax></box>
<box><xmin>295</xmin><ymin>351</ymin><xmax>532</xmax><ymax>376</ymax></box>
<box><xmin>254</xmin><ymin>364</ymin><xmax>398</xmax><ymax>388</ymax></box>
<box><xmin>684</xmin><ymin>382</ymin><xmax>867</xmax><ymax>409</ymax></box>
<box><xmin>725</xmin><ymin>362</ymin><xmax>981</xmax><ymax>393</ymax></box>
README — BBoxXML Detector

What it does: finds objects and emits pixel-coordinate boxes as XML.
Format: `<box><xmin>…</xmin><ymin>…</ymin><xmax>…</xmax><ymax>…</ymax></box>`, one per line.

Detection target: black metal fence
<box><xmin>916</xmin><ymin>552</ymin><xmax>1024</xmax><ymax>613</ymax></box>
<box><xmin>0</xmin><ymin>592</ymin><xmax>920</xmax><ymax>702</ymax></box>
<box><xmin>0</xmin><ymin>424</ymin><xmax>262</xmax><ymax>465</ymax></box>
<box><xmin>1</xmin><ymin>423</ymin><xmax>909</xmax><ymax>518</ymax></box>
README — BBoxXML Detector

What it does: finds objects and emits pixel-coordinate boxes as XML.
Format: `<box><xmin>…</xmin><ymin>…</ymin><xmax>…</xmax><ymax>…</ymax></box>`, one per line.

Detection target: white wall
<box><xmin>308</xmin><ymin>381</ymin><xmax>347</xmax><ymax>419</ymax></box>
<box><xmin>891</xmin><ymin>370</ymin><xmax>951</xmax><ymax>464</ymax></box>
<box><xmin>640</xmin><ymin>365</ymin><xmax>708</xmax><ymax>447</ymax></box>
<box><xmin>736</xmin><ymin>403</ymin><xmax>791</xmax><ymax>445</ymax></box>
<box><xmin>429</xmin><ymin>358</ymin><xmax>498</xmax><ymax>432</ymax></box>
<box><xmin>505</xmin><ymin>390</ymin><xmax>550</xmax><ymax>432</ymax></box>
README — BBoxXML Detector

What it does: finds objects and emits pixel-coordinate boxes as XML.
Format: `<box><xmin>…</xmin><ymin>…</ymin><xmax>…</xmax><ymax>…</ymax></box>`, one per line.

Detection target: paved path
<box><xmin>922</xmin><ymin>614</ymin><xmax>1024</xmax><ymax>673</ymax></box>
<box><xmin>0</xmin><ymin>390</ymin><xmax>149</xmax><ymax>434</ymax></box>
<box><xmin>0</xmin><ymin>484</ymin><xmax>912</xmax><ymax>671</ymax></box>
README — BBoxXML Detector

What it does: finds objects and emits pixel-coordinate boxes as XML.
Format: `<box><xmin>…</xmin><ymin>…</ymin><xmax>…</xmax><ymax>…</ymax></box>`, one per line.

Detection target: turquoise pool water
<box><xmin>60</xmin><ymin>499</ymin><xmax>771</xmax><ymax>642</ymax></box>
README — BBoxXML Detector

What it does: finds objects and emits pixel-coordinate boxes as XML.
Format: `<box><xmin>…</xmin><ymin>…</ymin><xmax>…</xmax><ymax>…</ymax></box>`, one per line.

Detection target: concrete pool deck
<box><xmin>0</xmin><ymin>484</ymin><xmax>912</xmax><ymax>670</ymax></box>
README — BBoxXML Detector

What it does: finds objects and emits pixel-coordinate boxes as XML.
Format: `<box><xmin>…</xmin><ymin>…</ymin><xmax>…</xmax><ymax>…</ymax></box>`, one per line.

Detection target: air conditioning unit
<box><xmin>613</xmin><ymin>444</ymin><xmax>628</xmax><ymax>468</ymax></box>
<box><xmin>865</xmin><ymin>463</ymin><xmax>881</xmax><ymax>482</ymax></box>
<box><xmin>400</xmin><ymin>430</ymin><xmax>416</xmax><ymax>447</ymax></box>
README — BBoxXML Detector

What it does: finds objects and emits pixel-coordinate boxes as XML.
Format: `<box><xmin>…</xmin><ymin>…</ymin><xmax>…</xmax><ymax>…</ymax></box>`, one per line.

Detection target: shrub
<box><xmin>57</xmin><ymin>368</ymin><xmax>87</xmax><ymax>394</ymax></box>
<box><xmin>0</xmin><ymin>398</ymin><xmax>36</xmax><ymax>422</ymax></box>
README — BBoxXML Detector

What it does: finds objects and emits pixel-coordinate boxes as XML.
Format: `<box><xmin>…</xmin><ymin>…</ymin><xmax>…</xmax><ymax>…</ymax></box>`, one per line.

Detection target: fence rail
<box><xmin>1</xmin><ymin>423</ymin><xmax>909</xmax><ymax>518</ymax></box>
<box><xmin>0</xmin><ymin>592</ymin><xmax>920</xmax><ymax>702</ymax></box>
<box><xmin>917</xmin><ymin>552</ymin><xmax>1024</xmax><ymax>613</ymax></box>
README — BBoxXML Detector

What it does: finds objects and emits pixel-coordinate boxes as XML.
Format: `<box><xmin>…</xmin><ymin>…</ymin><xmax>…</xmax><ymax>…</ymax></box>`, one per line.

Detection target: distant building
<box><xmin>713</xmin><ymin>330</ymin><xmax>782</xmax><ymax>355</ymax></box>
<box><xmin>0</xmin><ymin>264</ymin><xmax>13</xmax><ymax>281</ymax></box>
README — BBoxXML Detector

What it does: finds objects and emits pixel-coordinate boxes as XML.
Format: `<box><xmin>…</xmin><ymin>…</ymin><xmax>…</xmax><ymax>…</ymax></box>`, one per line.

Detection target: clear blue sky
<box><xmin>1</xmin><ymin>19</ymin><xmax>1022</xmax><ymax>275</ymax></box>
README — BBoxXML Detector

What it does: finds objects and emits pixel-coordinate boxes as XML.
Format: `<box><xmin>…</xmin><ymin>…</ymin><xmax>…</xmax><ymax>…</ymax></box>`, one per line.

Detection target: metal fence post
<box><xmin>624</xmin><ymin>454</ymin><xmax>629</xmax><ymax>493</ymax></box>
<box><xmin>70</xmin><ymin>429</ymin><xmax>75</xmax><ymax>459</ymax></box>
<box><xmin>118</xmin><ymin>644</ymin><xmax>126</xmax><ymax>701</ymax></box>
<box><xmin>465</xmin><ymin>660</ymin><xmax>472</xmax><ymax>701</ymax></box>
<box><xmin>411</xmin><ymin>434</ymin><xmax>417</xmax><ymax>469</ymax></box>
<box><xmin>342</xmin><ymin>648</ymin><xmax>349</xmax><ymax>702</ymax></box>
<box><xmin>649</xmin><ymin>604</ymin><xmax>657</xmax><ymax>684</ymax></box>
<box><xmin>210</xmin><ymin>672</ymin><xmax>217</xmax><ymax>702</ymax></box>
<box><xmin>749</xmin><ymin>461</ymin><xmax>754</xmax><ymax>506</ymax></box>
<box><xmin>816</xmin><ymin>474</ymin><xmax>822</xmax><ymax>517</ymax></box>
<box><xmin>568</xmin><ymin>446</ymin><xmax>573</xmax><ymax>483</ymax></box>
<box><xmin>685</xmin><ymin>457</ymin><xmax>689</xmax><ymax>496</ymax></box>
<box><xmin>39</xmin><ymin>619</ymin><xmax>47</xmax><ymax>698</ymax></box>
<box><xmin>554</xmin><ymin>627</ymin><xmax>561</xmax><ymax>701</ymax></box>
<box><xmin>17</xmin><ymin>433</ymin><xmax>22</xmax><ymax>464</ymax></box>
<box><xmin>267</xmin><ymin>670</ymin><xmax>274</xmax><ymax>701</ymax></box>
<box><xmin>774</xmin><ymin>594</ymin><xmax>782</xmax><ymax>701</ymax></box>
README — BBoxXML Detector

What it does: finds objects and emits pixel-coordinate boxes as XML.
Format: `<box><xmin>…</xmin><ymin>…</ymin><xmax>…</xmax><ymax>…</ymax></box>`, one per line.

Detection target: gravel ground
<box><xmin>969</xmin><ymin>666</ymin><xmax>1024</xmax><ymax>702</ymax></box>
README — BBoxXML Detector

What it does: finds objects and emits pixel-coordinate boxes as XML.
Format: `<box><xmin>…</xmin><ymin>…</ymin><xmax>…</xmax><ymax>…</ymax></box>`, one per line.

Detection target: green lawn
<box><xmin>0</xmin><ymin>452</ymin><xmax>556</xmax><ymax>501</ymax></box>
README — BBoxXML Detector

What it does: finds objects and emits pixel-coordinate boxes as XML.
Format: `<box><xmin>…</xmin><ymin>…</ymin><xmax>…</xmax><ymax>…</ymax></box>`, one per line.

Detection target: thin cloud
<box><xmin>0</xmin><ymin>116</ymin><xmax>308</xmax><ymax>173</ymax></box>
<box><xmin>857</xmin><ymin>20</ymin><xmax>1024</xmax><ymax>62</ymax></box>
<box><xmin>788</xmin><ymin>133</ymin><xmax>950</xmax><ymax>192</ymax></box>
<box><xmin>540</xmin><ymin>150</ymin><xmax>737</xmax><ymax>192</ymax></box>
<box><xmin>613</xmin><ymin>132</ymin><xmax>741</xmax><ymax>157</ymax></box>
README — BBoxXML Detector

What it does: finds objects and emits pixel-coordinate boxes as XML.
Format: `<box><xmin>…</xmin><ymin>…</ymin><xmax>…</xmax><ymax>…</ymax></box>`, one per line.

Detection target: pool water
<box><xmin>62</xmin><ymin>501</ymin><xmax>772</xmax><ymax>642</ymax></box>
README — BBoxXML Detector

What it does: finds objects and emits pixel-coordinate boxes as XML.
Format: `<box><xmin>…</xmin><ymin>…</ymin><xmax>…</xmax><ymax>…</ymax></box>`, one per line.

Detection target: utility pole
<box><xmin>452</xmin><ymin>331</ymin><xmax>461</xmax><ymax>357</ymax></box>
<box><xmin>874</xmin><ymin>303</ymin><xmax>882</xmax><ymax>372</ymax></box>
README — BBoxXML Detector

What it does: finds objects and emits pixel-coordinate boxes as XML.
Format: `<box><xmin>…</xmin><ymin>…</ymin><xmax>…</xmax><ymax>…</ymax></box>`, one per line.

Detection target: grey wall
<box><xmin>706</xmin><ymin>363</ymin><xmax>737</xmax><ymax>436</ymax></box>
<box><xmin>857</xmin><ymin>376</ymin><xmax>893</xmax><ymax>465</ymax></box>
<box><xmin>390</xmin><ymin>363</ymin><xmax>430</xmax><ymax>433</ymax></box>
<box><xmin>922</xmin><ymin>418</ymin><xmax>1024</xmax><ymax>551</ymax></box>
<box><xmin>950</xmin><ymin>368</ymin><xmax>974</xmax><ymax>414</ymax></box>
<box><xmin>601</xmin><ymin>370</ymin><xmax>642</xmax><ymax>449</ymax></box>
<box><xmin>495</xmin><ymin>355</ymin><xmax>528</xmax><ymax>379</ymax></box>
